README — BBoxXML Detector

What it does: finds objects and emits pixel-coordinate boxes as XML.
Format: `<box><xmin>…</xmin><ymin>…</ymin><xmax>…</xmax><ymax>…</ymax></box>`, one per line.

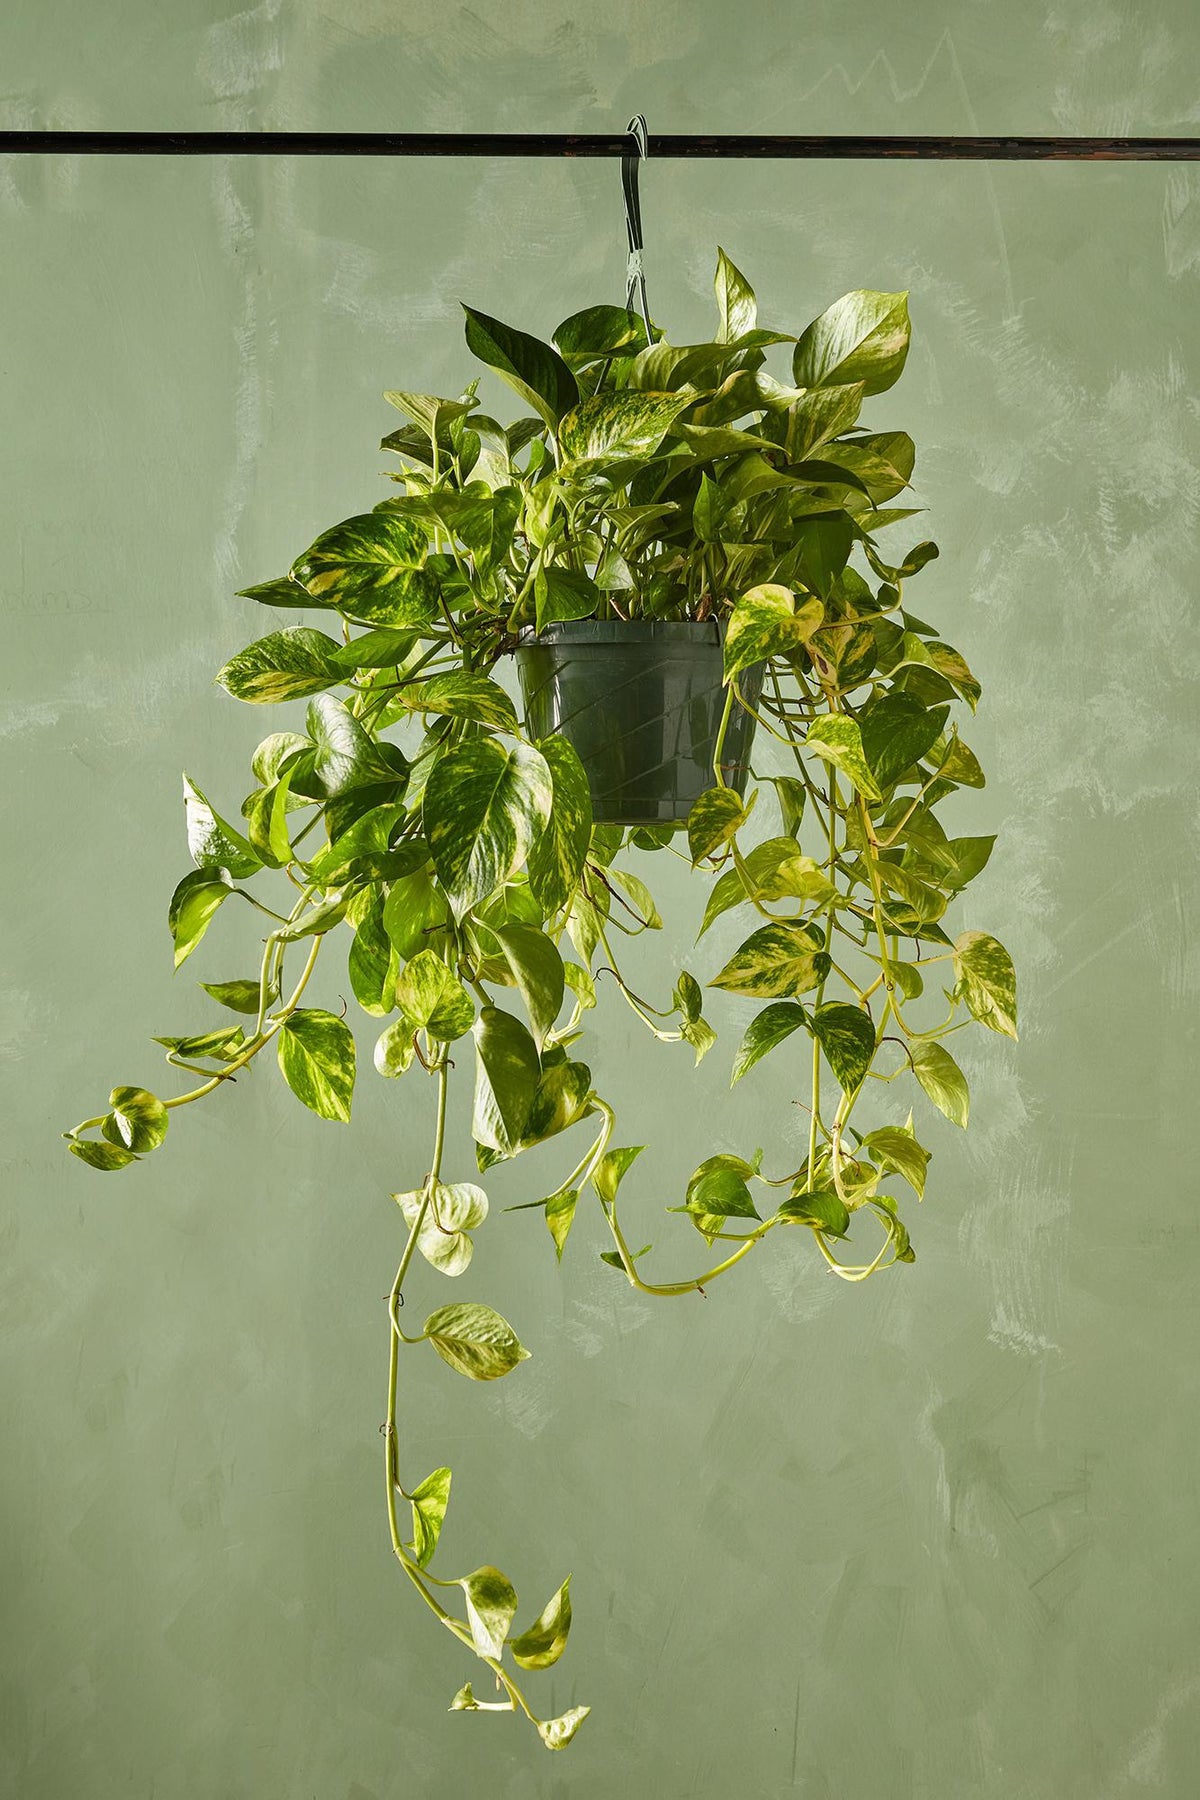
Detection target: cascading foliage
<box><xmin>65</xmin><ymin>250</ymin><xmax>1016</xmax><ymax>1750</ymax></box>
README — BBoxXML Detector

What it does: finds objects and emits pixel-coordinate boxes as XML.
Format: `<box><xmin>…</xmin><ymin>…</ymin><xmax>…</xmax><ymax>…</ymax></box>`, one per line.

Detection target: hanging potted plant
<box><xmin>64</xmin><ymin>249</ymin><xmax>1016</xmax><ymax>1752</ymax></box>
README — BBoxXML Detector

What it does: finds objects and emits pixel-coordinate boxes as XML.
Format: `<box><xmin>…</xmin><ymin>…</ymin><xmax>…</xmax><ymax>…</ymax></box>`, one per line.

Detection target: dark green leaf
<box><xmin>946</xmin><ymin>835</ymin><xmax>996</xmax><ymax>890</ymax></box>
<box><xmin>534</xmin><ymin>565</ymin><xmax>600</xmax><ymax>631</ymax></box>
<box><xmin>553</xmin><ymin>304</ymin><xmax>648</xmax><ymax>362</ymax></box>
<box><xmin>810</xmin><ymin>1002</ymin><xmax>876</xmax><ymax>1095</ymax></box>
<box><xmin>731</xmin><ymin>1001</ymin><xmax>809</xmax><ymax>1084</ymax></box>
<box><xmin>305</xmin><ymin>802</ymin><xmax>410</xmax><ymax>884</ymax></box>
<box><xmin>462</xmin><ymin>305</ymin><xmax>579</xmax><ymax>428</ymax></box>
<box><xmin>492</xmin><ymin>924</ymin><xmax>564</xmax><ymax>1050</ymax></box>
<box><xmin>693</xmin><ymin>471</ymin><xmax>732</xmax><ymax>544</ymax></box>
<box><xmin>347</xmin><ymin>895</ymin><xmax>396</xmax><ymax>1017</ymax></box>
<box><xmin>599</xmin><ymin>1245</ymin><xmax>651</xmax><ymax>1273</ymax></box>
<box><xmin>858</xmin><ymin>693</ymin><xmax>949</xmax><ymax>790</ymax></box>
<box><xmin>685</xmin><ymin>1158</ymin><xmax>760</xmax><ymax>1220</ymax></box>
<box><xmin>674</xmin><ymin>970</ymin><xmax>703</xmax><ymax>1024</ymax></box>
<box><xmin>863</xmin><ymin>537</ymin><xmax>939</xmax><ymax>583</ymax></box>
<box><xmin>521</xmin><ymin>1058</ymin><xmax>592</xmax><ymax>1146</ymax></box>
<box><xmin>778</xmin><ymin>1187</ymin><xmax>850</xmax><ymax>1236</ymax></box>
<box><xmin>471</xmin><ymin>1005</ymin><xmax>540</xmax><ymax>1156</ymax></box>
<box><xmin>332</xmin><ymin>627</ymin><xmax>420</xmax><ymax>672</ymax></box>
<box><xmin>789</xmin><ymin>514</ymin><xmax>856</xmax><ymax>599</ymax></box>
<box><xmin>789</xmin><ymin>457</ymin><xmax>874</xmax><ymax>499</ymax></box>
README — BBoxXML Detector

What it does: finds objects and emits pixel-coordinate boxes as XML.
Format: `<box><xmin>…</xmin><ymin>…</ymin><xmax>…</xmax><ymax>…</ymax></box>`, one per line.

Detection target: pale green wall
<box><xmin>4</xmin><ymin>3</ymin><xmax>1200</xmax><ymax>1795</ymax></box>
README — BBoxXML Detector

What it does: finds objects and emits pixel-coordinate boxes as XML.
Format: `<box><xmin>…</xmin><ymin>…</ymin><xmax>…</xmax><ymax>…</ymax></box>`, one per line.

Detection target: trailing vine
<box><xmin>65</xmin><ymin>251</ymin><xmax>1016</xmax><ymax>1750</ymax></box>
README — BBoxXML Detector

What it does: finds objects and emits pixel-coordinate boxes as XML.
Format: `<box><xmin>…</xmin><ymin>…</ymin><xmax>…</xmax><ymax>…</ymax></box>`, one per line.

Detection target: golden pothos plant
<box><xmin>65</xmin><ymin>250</ymin><xmax>1016</xmax><ymax>1751</ymax></box>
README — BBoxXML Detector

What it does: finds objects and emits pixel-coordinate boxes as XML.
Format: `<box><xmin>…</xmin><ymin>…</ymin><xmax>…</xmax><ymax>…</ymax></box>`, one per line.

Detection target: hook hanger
<box><xmin>622</xmin><ymin>115</ymin><xmax>653</xmax><ymax>342</ymax></box>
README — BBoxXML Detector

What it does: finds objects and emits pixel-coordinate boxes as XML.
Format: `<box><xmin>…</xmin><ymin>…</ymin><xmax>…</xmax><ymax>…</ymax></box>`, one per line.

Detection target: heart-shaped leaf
<box><xmin>217</xmin><ymin>628</ymin><xmax>344</xmax><ymax>705</ymax></box>
<box><xmin>731</xmin><ymin>1000</ymin><xmax>809</xmax><ymax>1084</ymax></box>
<box><xmin>710</xmin><ymin>922</ymin><xmax>827</xmax><ymax>999</ymax></box>
<box><xmin>100</xmin><ymin>1086</ymin><xmax>168</xmax><ymax>1154</ymax></box>
<box><xmin>397</xmin><ymin>1182</ymin><xmax>489</xmax><ymax>1277</ymax></box>
<box><xmin>425</xmin><ymin>739</ymin><xmax>552</xmax><ymax>918</ymax></box>
<box><xmin>458</xmin><ymin>1565</ymin><xmax>518</xmax><ymax>1659</ymax></box>
<box><xmin>537</xmin><ymin>1706</ymin><xmax>591</xmax><ymax>1751</ymax></box>
<box><xmin>395</xmin><ymin>950</ymin><xmax>475</xmax><ymax>1042</ymax></box>
<box><xmin>810</xmin><ymin>1001</ymin><xmax>876</xmax><ymax>1095</ymax></box>
<box><xmin>423</xmin><ymin>1303</ymin><xmax>531</xmax><ymax>1381</ymax></box>
<box><xmin>724</xmin><ymin>584</ymin><xmax>824</xmax><ymax>682</ymax></box>
<box><xmin>793</xmin><ymin>290</ymin><xmax>910</xmax><ymax>395</ymax></box>
<box><xmin>953</xmin><ymin>931</ymin><xmax>1018</xmax><ymax>1038</ymax></box>
<box><xmin>277</xmin><ymin>1009</ymin><xmax>356</xmax><ymax>1122</ymax></box>
<box><xmin>804</xmin><ymin>714</ymin><xmax>882</xmax><ymax>802</ymax></box>
<box><xmin>910</xmin><ymin>1039</ymin><xmax>970</xmax><ymax>1127</ymax></box>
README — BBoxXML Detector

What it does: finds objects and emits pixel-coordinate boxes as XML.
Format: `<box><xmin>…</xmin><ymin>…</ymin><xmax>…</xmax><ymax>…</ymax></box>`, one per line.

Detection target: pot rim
<box><xmin>514</xmin><ymin>618</ymin><xmax>723</xmax><ymax>648</ymax></box>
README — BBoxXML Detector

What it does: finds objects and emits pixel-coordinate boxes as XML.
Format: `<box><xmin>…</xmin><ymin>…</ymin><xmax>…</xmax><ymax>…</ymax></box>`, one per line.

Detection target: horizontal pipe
<box><xmin>0</xmin><ymin>130</ymin><xmax>1198</xmax><ymax>160</ymax></box>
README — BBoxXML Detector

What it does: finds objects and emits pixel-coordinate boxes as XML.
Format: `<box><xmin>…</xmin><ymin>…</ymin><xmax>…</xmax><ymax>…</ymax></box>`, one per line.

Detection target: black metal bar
<box><xmin>0</xmin><ymin>130</ymin><xmax>1199</xmax><ymax>160</ymax></box>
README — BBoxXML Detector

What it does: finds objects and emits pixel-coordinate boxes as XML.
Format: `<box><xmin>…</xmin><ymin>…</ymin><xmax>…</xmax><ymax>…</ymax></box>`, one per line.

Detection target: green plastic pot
<box><xmin>514</xmin><ymin>620</ymin><xmax>763</xmax><ymax>827</ymax></box>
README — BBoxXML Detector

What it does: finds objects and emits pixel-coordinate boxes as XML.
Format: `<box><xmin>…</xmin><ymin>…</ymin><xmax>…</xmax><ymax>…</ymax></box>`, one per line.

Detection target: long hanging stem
<box><xmin>382</xmin><ymin>1055</ymin><xmax>545</xmax><ymax>1729</ymax></box>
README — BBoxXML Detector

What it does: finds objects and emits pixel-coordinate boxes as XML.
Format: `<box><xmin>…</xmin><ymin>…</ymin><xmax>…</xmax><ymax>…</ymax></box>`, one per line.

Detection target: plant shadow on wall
<box><xmin>65</xmin><ymin>251</ymin><xmax>1017</xmax><ymax>1752</ymax></box>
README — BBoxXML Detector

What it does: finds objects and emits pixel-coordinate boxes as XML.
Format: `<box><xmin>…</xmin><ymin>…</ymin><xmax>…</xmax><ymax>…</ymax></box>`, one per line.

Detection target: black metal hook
<box><xmin>622</xmin><ymin>115</ymin><xmax>653</xmax><ymax>342</ymax></box>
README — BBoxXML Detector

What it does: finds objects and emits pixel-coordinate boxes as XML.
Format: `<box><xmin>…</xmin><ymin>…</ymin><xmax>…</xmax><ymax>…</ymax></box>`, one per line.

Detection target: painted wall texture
<box><xmin>4</xmin><ymin>2</ymin><xmax>1200</xmax><ymax>1795</ymax></box>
